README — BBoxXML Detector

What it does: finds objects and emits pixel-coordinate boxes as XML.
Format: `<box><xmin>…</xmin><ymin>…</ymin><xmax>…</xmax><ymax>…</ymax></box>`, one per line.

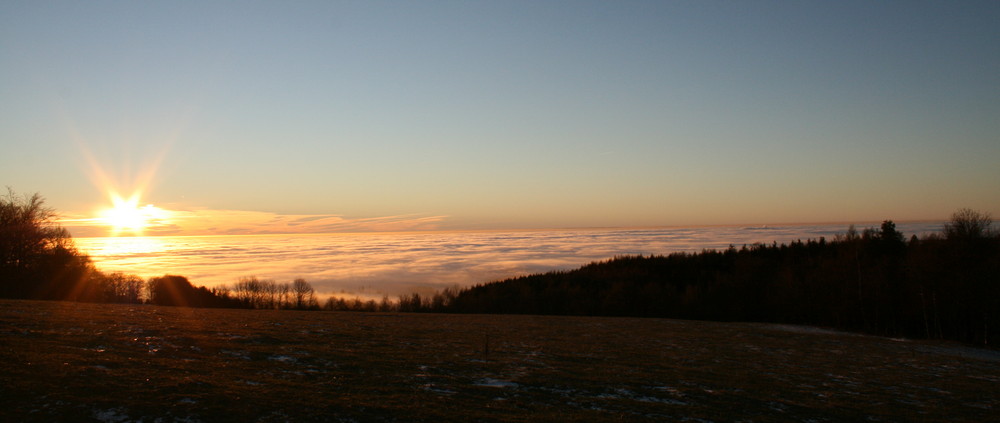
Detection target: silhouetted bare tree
<box><xmin>292</xmin><ymin>278</ymin><xmax>316</xmax><ymax>309</ymax></box>
<box><xmin>98</xmin><ymin>272</ymin><xmax>144</xmax><ymax>303</ymax></box>
<box><xmin>0</xmin><ymin>188</ymin><xmax>93</xmax><ymax>299</ymax></box>
<box><xmin>944</xmin><ymin>208</ymin><xmax>993</xmax><ymax>240</ymax></box>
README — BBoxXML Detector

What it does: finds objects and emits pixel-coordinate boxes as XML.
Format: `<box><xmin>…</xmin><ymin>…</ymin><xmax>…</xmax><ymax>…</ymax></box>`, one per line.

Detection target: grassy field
<box><xmin>1</xmin><ymin>300</ymin><xmax>997</xmax><ymax>422</ymax></box>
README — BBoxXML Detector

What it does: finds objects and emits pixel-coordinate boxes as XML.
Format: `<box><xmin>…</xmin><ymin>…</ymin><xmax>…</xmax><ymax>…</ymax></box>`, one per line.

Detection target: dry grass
<box><xmin>1</xmin><ymin>299</ymin><xmax>997</xmax><ymax>422</ymax></box>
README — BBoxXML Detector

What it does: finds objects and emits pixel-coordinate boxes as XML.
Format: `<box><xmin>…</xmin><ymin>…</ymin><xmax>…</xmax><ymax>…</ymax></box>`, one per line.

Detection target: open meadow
<box><xmin>1</xmin><ymin>299</ymin><xmax>998</xmax><ymax>422</ymax></box>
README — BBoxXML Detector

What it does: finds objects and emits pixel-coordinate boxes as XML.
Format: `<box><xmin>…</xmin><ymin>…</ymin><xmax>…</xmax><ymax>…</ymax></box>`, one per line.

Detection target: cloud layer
<box><xmin>76</xmin><ymin>222</ymin><xmax>944</xmax><ymax>300</ymax></box>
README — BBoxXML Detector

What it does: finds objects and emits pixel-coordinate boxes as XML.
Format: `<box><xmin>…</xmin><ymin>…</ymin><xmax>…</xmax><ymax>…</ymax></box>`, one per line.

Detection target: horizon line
<box><xmin>71</xmin><ymin>219</ymin><xmax>948</xmax><ymax>240</ymax></box>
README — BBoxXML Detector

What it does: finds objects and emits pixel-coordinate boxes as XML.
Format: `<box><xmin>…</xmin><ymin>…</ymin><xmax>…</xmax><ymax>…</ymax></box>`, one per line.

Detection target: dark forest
<box><xmin>435</xmin><ymin>216</ymin><xmax>998</xmax><ymax>345</ymax></box>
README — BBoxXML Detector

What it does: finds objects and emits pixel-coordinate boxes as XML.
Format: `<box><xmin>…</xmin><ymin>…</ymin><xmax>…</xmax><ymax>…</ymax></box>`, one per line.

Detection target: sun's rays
<box><xmin>66</xmin><ymin>132</ymin><xmax>174</xmax><ymax>236</ymax></box>
<box><xmin>96</xmin><ymin>191</ymin><xmax>171</xmax><ymax>236</ymax></box>
<box><xmin>55</xmin><ymin>99</ymin><xmax>185</xmax><ymax>237</ymax></box>
<box><xmin>97</xmin><ymin>192</ymin><xmax>167</xmax><ymax>236</ymax></box>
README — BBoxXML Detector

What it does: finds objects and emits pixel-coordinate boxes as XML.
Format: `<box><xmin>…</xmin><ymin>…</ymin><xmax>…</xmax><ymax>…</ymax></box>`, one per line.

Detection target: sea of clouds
<box><xmin>76</xmin><ymin>222</ymin><xmax>943</xmax><ymax>299</ymax></box>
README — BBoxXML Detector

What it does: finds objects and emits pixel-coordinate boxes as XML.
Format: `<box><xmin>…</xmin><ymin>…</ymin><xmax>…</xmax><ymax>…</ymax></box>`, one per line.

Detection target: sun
<box><xmin>99</xmin><ymin>192</ymin><xmax>169</xmax><ymax>236</ymax></box>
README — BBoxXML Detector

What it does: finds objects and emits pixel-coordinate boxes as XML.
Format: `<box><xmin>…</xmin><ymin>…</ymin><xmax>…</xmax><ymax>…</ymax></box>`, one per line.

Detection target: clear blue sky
<box><xmin>2</xmin><ymin>1</ymin><xmax>998</xmax><ymax>234</ymax></box>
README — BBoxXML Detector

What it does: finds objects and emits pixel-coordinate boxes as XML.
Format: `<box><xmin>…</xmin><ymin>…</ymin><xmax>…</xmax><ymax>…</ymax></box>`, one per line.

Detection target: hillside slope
<box><xmin>2</xmin><ymin>300</ymin><xmax>998</xmax><ymax>422</ymax></box>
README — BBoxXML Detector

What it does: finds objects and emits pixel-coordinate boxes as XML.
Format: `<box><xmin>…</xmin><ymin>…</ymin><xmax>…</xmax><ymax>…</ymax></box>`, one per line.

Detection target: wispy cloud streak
<box><xmin>64</xmin><ymin>208</ymin><xmax>448</xmax><ymax>237</ymax></box>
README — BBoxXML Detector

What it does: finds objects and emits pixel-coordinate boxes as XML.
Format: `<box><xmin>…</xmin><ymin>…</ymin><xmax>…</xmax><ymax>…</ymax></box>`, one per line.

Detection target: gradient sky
<box><xmin>2</xmin><ymin>1</ymin><xmax>998</xmax><ymax>235</ymax></box>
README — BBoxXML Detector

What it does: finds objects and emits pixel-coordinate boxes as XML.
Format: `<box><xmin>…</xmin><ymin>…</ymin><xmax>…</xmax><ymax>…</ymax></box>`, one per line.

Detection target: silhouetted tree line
<box><xmin>146</xmin><ymin>275</ymin><xmax>237</xmax><ymax>307</ymax></box>
<box><xmin>318</xmin><ymin>289</ymin><xmax>460</xmax><ymax>313</ymax></box>
<box><xmin>410</xmin><ymin>211</ymin><xmax>997</xmax><ymax>345</ymax></box>
<box><xmin>212</xmin><ymin>276</ymin><xmax>320</xmax><ymax>310</ymax></box>
<box><xmin>139</xmin><ymin>275</ymin><xmax>322</xmax><ymax>309</ymax></box>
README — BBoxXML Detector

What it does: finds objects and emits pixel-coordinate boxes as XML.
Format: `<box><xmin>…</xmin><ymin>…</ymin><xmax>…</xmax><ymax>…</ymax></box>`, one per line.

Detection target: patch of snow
<box><xmin>474</xmin><ymin>378</ymin><xmax>518</xmax><ymax>388</ymax></box>
<box><xmin>92</xmin><ymin>407</ymin><xmax>129</xmax><ymax>423</ymax></box>
<box><xmin>917</xmin><ymin>345</ymin><xmax>1000</xmax><ymax>363</ymax></box>
<box><xmin>766</xmin><ymin>324</ymin><xmax>854</xmax><ymax>336</ymax></box>
<box><xmin>421</xmin><ymin>384</ymin><xmax>456</xmax><ymax>395</ymax></box>
<box><xmin>896</xmin><ymin>397</ymin><xmax>924</xmax><ymax>407</ymax></box>
<box><xmin>268</xmin><ymin>355</ymin><xmax>296</xmax><ymax>363</ymax></box>
<box><xmin>539</xmin><ymin>386</ymin><xmax>582</xmax><ymax>398</ymax></box>
<box><xmin>924</xmin><ymin>387</ymin><xmax>951</xmax><ymax>395</ymax></box>
<box><xmin>635</xmin><ymin>395</ymin><xmax>687</xmax><ymax>405</ymax></box>
<box><xmin>595</xmin><ymin>388</ymin><xmax>687</xmax><ymax>405</ymax></box>
<box><xmin>767</xmin><ymin>401</ymin><xmax>787</xmax><ymax>413</ymax></box>
<box><xmin>216</xmin><ymin>332</ymin><xmax>245</xmax><ymax>340</ymax></box>
<box><xmin>654</xmin><ymin>386</ymin><xmax>684</xmax><ymax>396</ymax></box>
<box><xmin>968</xmin><ymin>374</ymin><xmax>1000</xmax><ymax>383</ymax></box>
<box><xmin>221</xmin><ymin>350</ymin><xmax>251</xmax><ymax>360</ymax></box>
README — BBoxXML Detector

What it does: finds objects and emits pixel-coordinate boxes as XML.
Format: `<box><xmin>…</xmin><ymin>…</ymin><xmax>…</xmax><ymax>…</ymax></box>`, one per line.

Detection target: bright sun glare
<box><xmin>99</xmin><ymin>192</ymin><xmax>169</xmax><ymax>236</ymax></box>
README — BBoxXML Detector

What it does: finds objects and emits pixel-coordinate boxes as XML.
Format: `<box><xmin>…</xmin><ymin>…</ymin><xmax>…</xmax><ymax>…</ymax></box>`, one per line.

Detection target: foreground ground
<box><xmin>1</xmin><ymin>300</ymin><xmax>998</xmax><ymax>422</ymax></box>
